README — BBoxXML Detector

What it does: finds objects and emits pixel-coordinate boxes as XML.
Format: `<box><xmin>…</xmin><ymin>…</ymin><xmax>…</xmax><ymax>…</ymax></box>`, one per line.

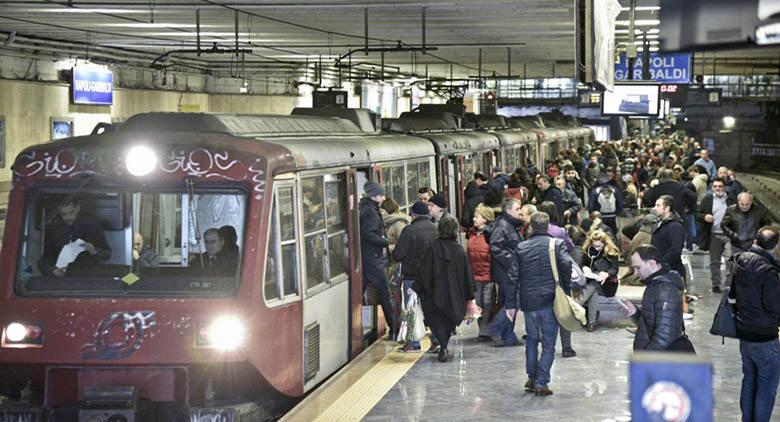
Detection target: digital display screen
<box><xmin>601</xmin><ymin>83</ymin><xmax>661</xmax><ymax>116</ymax></box>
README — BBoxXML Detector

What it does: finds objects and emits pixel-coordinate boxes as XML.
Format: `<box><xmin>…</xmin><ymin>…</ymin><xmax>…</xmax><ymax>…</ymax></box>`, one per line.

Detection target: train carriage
<box><xmin>0</xmin><ymin>112</ymin><xmax>436</xmax><ymax>421</ymax></box>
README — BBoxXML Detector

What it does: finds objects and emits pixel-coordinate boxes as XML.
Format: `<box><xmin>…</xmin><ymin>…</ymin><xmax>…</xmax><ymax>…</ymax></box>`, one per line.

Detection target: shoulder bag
<box><xmin>550</xmin><ymin>238</ymin><xmax>587</xmax><ymax>331</ymax></box>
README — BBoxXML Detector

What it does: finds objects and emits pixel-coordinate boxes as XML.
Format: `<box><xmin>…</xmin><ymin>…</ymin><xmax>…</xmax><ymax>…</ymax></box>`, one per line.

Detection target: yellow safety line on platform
<box><xmin>313</xmin><ymin>337</ymin><xmax>430</xmax><ymax>422</ymax></box>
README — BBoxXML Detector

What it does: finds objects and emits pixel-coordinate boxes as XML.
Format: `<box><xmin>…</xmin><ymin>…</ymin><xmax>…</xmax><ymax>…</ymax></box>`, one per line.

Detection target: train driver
<box><xmin>39</xmin><ymin>197</ymin><xmax>112</xmax><ymax>277</ymax></box>
<box><xmin>191</xmin><ymin>228</ymin><xmax>239</xmax><ymax>276</ymax></box>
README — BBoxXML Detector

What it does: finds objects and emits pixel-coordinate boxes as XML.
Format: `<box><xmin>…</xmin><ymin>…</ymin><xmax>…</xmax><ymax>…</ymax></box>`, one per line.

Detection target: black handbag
<box><xmin>709</xmin><ymin>289</ymin><xmax>738</xmax><ymax>343</ymax></box>
<box><xmin>601</xmin><ymin>275</ymin><xmax>619</xmax><ymax>298</ymax></box>
<box><xmin>667</xmin><ymin>334</ymin><xmax>696</xmax><ymax>354</ymax></box>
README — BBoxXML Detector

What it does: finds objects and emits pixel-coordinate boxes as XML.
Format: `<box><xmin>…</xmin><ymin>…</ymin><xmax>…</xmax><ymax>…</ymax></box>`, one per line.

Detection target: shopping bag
<box><xmin>411</xmin><ymin>293</ymin><xmax>426</xmax><ymax>341</ymax></box>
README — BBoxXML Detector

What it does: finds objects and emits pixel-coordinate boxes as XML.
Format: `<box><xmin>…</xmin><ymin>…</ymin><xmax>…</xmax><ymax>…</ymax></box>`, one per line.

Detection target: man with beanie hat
<box><xmin>428</xmin><ymin>192</ymin><xmax>448</xmax><ymax>224</ymax></box>
<box><xmin>359</xmin><ymin>181</ymin><xmax>395</xmax><ymax>339</ymax></box>
<box><xmin>394</xmin><ymin>201</ymin><xmax>439</xmax><ymax>351</ymax></box>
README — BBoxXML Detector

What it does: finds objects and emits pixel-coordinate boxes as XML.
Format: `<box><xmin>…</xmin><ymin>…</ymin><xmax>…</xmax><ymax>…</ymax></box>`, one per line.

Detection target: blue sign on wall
<box><xmin>630</xmin><ymin>353</ymin><xmax>713</xmax><ymax>422</ymax></box>
<box><xmin>615</xmin><ymin>53</ymin><xmax>691</xmax><ymax>84</ymax></box>
<box><xmin>72</xmin><ymin>67</ymin><xmax>113</xmax><ymax>105</ymax></box>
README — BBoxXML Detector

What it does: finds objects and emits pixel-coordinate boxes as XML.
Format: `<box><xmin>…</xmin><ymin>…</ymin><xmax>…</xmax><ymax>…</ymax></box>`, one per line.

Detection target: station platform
<box><xmin>284</xmin><ymin>253</ymin><xmax>777</xmax><ymax>421</ymax></box>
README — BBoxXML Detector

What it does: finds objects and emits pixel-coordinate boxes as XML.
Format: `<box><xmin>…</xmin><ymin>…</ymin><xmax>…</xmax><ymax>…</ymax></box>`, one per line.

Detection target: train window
<box><xmin>325</xmin><ymin>173</ymin><xmax>347</xmax><ymax>280</ymax></box>
<box><xmin>387</xmin><ymin>165</ymin><xmax>406</xmax><ymax>209</ymax></box>
<box><xmin>302</xmin><ymin>177</ymin><xmax>325</xmax><ymax>233</ymax></box>
<box><xmin>405</xmin><ymin>164</ymin><xmax>418</xmax><ymax>203</ymax></box>
<box><xmin>418</xmin><ymin>161</ymin><xmax>431</xmax><ymax>192</ymax></box>
<box><xmin>265</xmin><ymin>184</ymin><xmax>299</xmax><ymax>302</ymax></box>
<box><xmin>303</xmin><ymin>172</ymin><xmax>348</xmax><ymax>292</ymax></box>
<box><xmin>15</xmin><ymin>189</ymin><xmax>245</xmax><ymax>298</ymax></box>
<box><xmin>463</xmin><ymin>157</ymin><xmax>475</xmax><ymax>182</ymax></box>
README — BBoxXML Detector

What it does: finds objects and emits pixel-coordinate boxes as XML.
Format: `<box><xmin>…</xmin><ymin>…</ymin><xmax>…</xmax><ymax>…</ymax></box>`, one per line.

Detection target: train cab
<box><xmin>0</xmin><ymin>112</ymin><xmax>436</xmax><ymax>420</ymax></box>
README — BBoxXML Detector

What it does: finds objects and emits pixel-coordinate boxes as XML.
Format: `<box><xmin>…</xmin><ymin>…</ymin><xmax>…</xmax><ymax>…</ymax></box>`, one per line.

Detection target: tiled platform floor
<box><xmin>364</xmin><ymin>253</ymin><xmax>768</xmax><ymax>422</ymax></box>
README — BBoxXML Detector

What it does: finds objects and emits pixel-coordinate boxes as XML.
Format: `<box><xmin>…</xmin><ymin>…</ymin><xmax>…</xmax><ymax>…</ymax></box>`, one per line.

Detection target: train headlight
<box><xmin>196</xmin><ymin>316</ymin><xmax>246</xmax><ymax>351</ymax></box>
<box><xmin>2</xmin><ymin>321</ymin><xmax>44</xmax><ymax>348</ymax></box>
<box><xmin>126</xmin><ymin>145</ymin><xmax>158</xmax><ymax>177</ymax></box>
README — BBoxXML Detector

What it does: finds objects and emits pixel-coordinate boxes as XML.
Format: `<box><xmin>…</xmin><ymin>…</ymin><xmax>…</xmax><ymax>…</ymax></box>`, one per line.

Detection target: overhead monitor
<box><xmin>601</xmin><ymin>83</ymin><xmax>661</xmax><ymax>117</ymax></box>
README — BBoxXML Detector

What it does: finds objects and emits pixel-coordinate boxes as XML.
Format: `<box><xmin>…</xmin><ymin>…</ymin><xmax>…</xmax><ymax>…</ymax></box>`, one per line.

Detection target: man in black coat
<box><xmin>642</xmin><ymin>169</ymin><xmax>696</xmax><ymax>224</ymax></box>
<box><xmin>722</xmin><ymin>192</ymin><xmax>773</xmax><ymax>255</ymax></box>
<box><xmin>624</xmin><ymin>244</ymin><xmax>684</xmax><ymax>351</ymax></box>
<box><xmin>191</xmin><ymin>228</ymin><xmax>239</xmax><ymax>277</ymax></box>
<box><xmin>485</xmin><ymin>197</ymin><xmax>524</xmax><ymax>347</ymax></box>
<box><xmin>536</xmin><ymin>175</ymin><xmax>564</xmax><ymax>223</ymax></box>
<box><xmin>359</xmin><ymin>181</ymin><xmax>394</xmax><ymax>338</ymax></box>
<box><xmin>460</xmin><ymin>172</ymin><xmax>489</xmax><ymax>230</ymax></box>
<box><xmin>506</xmin><ymin>211</ymin><xmax>572</xmax><ymax>396</ymax></box>
<box><xmin>40</xmin><ymin>198</ymin><xmax>112</xmax><ymax>277</ymax></box>
<box><xmin>394</xmin><ymin>201</ymin><xmax>438</xmax><ymax>352</ymax></box>
<box><xmin>651</xmin><ymin>195</ymin><xmax>686</xmax><ymax>284</ymax></box>
<box><xmin>696</xmin><ymin>178</ymin><xmax>735</xmax><ymax>292</ymax></box>
<box><xmin>728</xmin><ymin>227</ymin><xmax>780</xmax><ymax>422</ymax></box>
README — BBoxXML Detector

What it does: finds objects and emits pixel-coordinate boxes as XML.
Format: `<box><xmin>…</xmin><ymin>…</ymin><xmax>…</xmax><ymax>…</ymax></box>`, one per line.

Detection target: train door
<box><xmin>446</xmin><ymin>157</ymin><xmax>456</xmax><ymax>218</ymax></box>
<box><xmin>346</xmin><ymin>169</ymin><xmax>363</xmax><ymax>358</ymax></box>
<box><xmin>300</xmin><ymin>171</ymin><xmax>350</xmax><ymax>391</ymax></box>
<box><xmin>455</xmin><ymin>156</ymin><xmax>466</xmax><ymax>221</ymax></box>
<box><xmin>355</xmin><ymin>167</ymin><xmax>381</xmax><ymax>345</ymax></box>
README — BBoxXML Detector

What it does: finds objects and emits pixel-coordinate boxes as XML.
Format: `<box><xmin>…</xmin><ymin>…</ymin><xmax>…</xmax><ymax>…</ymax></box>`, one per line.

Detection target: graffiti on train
<box><xmin>82</xmin><ymin>311</ymin><xmax>157</xmax><ymax>360</ymax></box>
<box><xmin>190</xmin><ymin>409</ymin><xmax>236</xmax><ymax>422</ymax></box>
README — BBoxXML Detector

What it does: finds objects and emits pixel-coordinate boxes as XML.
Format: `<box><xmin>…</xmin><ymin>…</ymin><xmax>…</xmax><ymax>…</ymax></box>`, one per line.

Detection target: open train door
<box><xmin>346</xmin><ymin>168</ymin><xmax>364</xmax><ymax>358</ymax></box>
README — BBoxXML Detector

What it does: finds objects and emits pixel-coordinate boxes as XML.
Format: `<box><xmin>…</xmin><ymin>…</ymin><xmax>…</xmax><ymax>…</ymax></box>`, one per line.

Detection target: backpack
<box><xmin>597</xmin><ymin>185</ymin><xmax>617</xmax><ymax>214</ymax></box>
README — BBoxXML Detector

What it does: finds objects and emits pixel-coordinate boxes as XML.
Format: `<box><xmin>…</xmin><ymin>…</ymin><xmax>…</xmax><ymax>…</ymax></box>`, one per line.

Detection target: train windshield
<box><xmin>14</xmin><ymin>187</ymin><xmax>246</xmax><ymax>297</ymax></box>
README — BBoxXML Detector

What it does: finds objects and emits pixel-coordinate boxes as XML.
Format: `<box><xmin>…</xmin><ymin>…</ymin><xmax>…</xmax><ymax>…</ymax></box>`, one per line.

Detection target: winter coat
<box><xmin>560</xmin><ymin>186</ymin><xmax>582</xmax><ymax>220</ymax></box>
<box><xmin>541</xmin><ymin>186</ymin><xmax>565</xmax><ymax>222</ymax></box>
<box><xmin>691</xmin><ymin>174</ymin><xmax>709</xmax><ymax>204</ymax></box>
<box><xmin>359</xmin><ymin>196</ymin><xmax>390</xmax><ymax>283</ymax></box>
<box><xmin>588</xmin><ymin>183</ymin><xmax>624</xmax><ymax>219</ymax></box>
<box><xmin>491</xmin><ymin>173</ymin><xmax>511</xmax><ymax>191</ymax></box>
<box><xmin>461</xmin><ymin>183</ymin><xmax>486</xmax><ymax>229</ymax></box>
<box><xmin>722</xmin><ymin>204</ymin><xmax>774</xmax><ymax>252</ymax></box>
<box><xmin>729</xmin><ymin>245</ymin><xmax>780</xmax><ymax>342</ymax></box>
<box><xmin>467</xmin><ymin>228</ymin><xmax>492</xmax><ymax>282</ymax></box>
<box><xmin>415</xmin><ymin>238</ymin><xmax>476</xmax><ymax>326</ymax></box>
<box><xmin>632</xmin><ymin>266</ymin><xmax>685</xmax><ymax>351</ymax></box>
<box><xmin>651</xmin><ymin>217</ymin><xmax>686</xmax><ymax>278</ymax></box>
<box><xmin>393</xmin><ymin>216</ymin><xmax>438</xmax><ymax>281</ymax></box>
<box><xmin>695</xmin><ymin>192</ymin><xmax>735</xmax><ymax>249</ymax></box>
<box><xmin>484</xmin><ymin>213</ymin><xmax>524</xmax><ymax>285</ymax></box>
<box><xmin>383</xmin><ymin>212</ymin><xmax>411</xmax><ymax>254</ymax></box>
<box><xmin>506</xmin><ymin>233</ymin><xmax>572</xmax><ymax>311</ymax></box>
<box><xmin>581</xmin><ymin>246</ymin><xmax>620</xmax><ymax>291</ymax></box>
<box><xmin>642</xmin><ymin>179</ymin><xmax>697</xmax><ymax>216</ymax></box>
<box><xmin>548</xmin><ymin>223</ymin><xmax>575</xmax><ymax>253</ymax></box>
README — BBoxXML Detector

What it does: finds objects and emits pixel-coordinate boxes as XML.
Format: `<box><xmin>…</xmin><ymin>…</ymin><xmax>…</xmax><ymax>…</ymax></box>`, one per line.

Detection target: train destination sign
<box><xmin>614</xmin><ymin>53</ymin><xmax>692</xmax><ymax>84</ymax></box>
<box><xmin>72</xmin><ymin>66</ymin><xmax>113</xmax><ymax>105</ymax></box>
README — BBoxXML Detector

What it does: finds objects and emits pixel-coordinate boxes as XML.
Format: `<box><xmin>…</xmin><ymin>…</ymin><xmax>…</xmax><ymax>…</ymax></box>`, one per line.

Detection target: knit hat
<box><xmin>410</xmin><ymin>201</ymin><xmax>429</xmax><ymax>216</ymax></box>
<box><xmin>641</xmin><ymin>213</ymin><xmax>659</xmax><ymax>226</ymax></box>
<box><xmin>429</xmin><ymin>192</ymin><xmax>447</xmax><ymax>209</ymax></box>
<box><xmin>363</xmin><ymin>181</ymin><xmax>385</xmax><ymax>197</ymax></box>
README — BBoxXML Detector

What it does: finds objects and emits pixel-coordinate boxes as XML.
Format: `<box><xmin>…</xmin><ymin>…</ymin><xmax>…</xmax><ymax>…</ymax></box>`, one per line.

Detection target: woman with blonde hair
<box><xmin>577</xmin><ymin>229</ymin><xmax>621</xmax><ymax>332</ymax></box>
<box><xmin>467</xmin><ymin>204</ymin><xmax>496</xmax><ymax>341</ymax></box>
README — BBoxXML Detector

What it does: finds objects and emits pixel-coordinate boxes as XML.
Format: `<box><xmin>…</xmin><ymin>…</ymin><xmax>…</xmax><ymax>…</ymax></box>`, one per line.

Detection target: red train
<box><xmin>0</xmin><ymin>109</ymin><xmax>592</xmax><ymax>421</ymax></box>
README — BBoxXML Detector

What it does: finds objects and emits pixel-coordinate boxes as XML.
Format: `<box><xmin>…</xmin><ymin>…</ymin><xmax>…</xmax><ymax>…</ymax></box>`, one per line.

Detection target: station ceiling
<box><xmin>0</xmin><ymin>0</ymin><xmax>778</xmax><ymax>83</ymax></box>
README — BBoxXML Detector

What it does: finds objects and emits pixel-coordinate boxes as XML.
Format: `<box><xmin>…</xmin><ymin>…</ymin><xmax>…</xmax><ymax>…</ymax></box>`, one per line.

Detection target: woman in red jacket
<box><xmin>468</xmin><ymin>204</ymin><xmax>496</xmax><ymax>341</ymax></box>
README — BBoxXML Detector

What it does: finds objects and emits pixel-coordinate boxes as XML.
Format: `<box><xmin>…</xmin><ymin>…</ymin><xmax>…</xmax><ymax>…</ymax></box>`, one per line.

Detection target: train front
<box><xmin>0</xmin><ymin>131</ymin><xmax>295</xmax><ymax>421</ymax></box>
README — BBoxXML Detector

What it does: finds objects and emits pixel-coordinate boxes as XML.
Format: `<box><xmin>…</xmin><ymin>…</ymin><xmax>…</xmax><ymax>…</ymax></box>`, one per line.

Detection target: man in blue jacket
<box><xmin>506</xmin><ymin>211</ymin><xmax>572</xmax><ymax>397</ymax></box>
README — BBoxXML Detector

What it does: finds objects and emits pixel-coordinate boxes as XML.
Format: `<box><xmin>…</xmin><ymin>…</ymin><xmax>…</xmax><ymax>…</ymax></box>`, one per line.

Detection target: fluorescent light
<box><xmin>16</xmin><ymin>7</ymin><xmax>150</xmax><ymax>14</ymax></box>
<box><xmin>96</xmin><ymin>23</ymin><xmax>219</xmax><ymax>28</ymax></box>
<box><xmin>621</xmin><ymin>6</ymin><xmax>661</xmax><ymax>11</ymax></box>
<box><xmin>615</xmin><ymin>19</ymin><xmax>661</xmax><ymax>26</ymax></box>
<box><xmin>756</xmin><ymin>22</ymin><xmax>780</xmax><ymax>45</ymax></box>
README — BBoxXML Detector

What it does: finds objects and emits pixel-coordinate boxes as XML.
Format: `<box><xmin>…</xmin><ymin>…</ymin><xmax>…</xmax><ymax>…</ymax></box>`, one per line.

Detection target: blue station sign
<box><xmin>72</xmin><ymin>67</ymin><xmax>113</xmax><ymax>105</ymax></box>
<box><xmin>615</xmin><ymin>53</ymin><xmax>692</xmax><ymax>84</ymax></box>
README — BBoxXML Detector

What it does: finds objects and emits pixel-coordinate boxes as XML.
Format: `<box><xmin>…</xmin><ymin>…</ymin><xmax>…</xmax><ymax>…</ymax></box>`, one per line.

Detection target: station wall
<box><xmin>0</xmin><ymin>79</ymin><xmax>298</xmax><ymax>182</ymax></box>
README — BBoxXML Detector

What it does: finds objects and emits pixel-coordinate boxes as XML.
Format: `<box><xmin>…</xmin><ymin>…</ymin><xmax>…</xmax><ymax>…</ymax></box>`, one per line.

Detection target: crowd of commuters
<box><xmin>359</xmin><ymin>132</ymin><xmax>780</xmax><ymax>417</ymax></box>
